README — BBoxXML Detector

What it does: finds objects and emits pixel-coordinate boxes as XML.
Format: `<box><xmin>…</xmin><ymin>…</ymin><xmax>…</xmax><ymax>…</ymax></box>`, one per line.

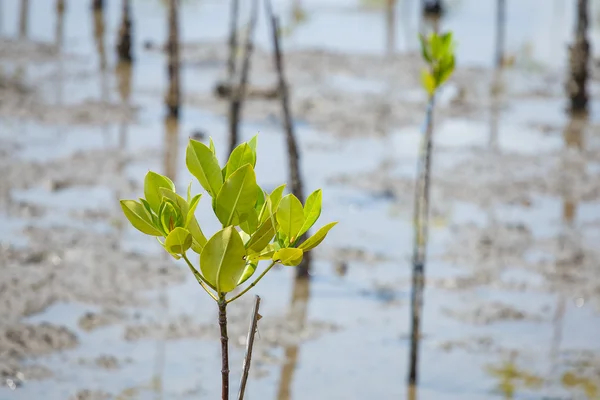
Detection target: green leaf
<box><xmin>186</xmin><ymin>139</ymin><xmax>223</xmax><ymax>197</ymax></box>
<box><xmin>247</xmin><ymin>134</ymin><xmax>258</xmax><ymax>154</ymax></box>
<box><xmin>187</xmin><ymin>182</ymin><xmax>192</xmax><ymax>203</ymax></box>
<box><xmin>418</xmin><ymin>34</ymin><xmax>432</xmax><ymax>63</ymax></box>
<box><xmin>276</xmin><ymin>194</ymin><xmax>304</xmax><ymax>244</ymax></box>
<box><xmin>165</xmin><ymin>227</ymin><xmax>192</xmax><ymax>255</ymax></box>
<box><xmin>215</xmin><ymin>164</ymin><xmax>258</xmax><ymax>226</ymax></box>
<box><xmin>298</xmin><ymin>189</ymin><xmax>322</xmax><ymax>237</ymax></box>
<box><xmin>120</xmin><ymin>200</ymin><xmax>163</xmax><ymax>236</ymax></box>
<box><xmin>246</xmin><ymin>217</ymin><xmax>276</xmax><ymax>253</ymax></box>
<box><xmin>255</xmin><ymin>188</ymin><xmax>266</xmax><ymax>214</ymax></box>
<box><xmin>259</xmin><ymin>184</ymin><xmax>286</xmax><ymax>223</ymax></box>
<box><xmin>256</xmin><ymin>243</ymin><xmax>278</xmax><ymax>260</ymax></box>
<box><xmin>273</xmin><ymin>248</ymin><xmax>304</xmax><ymax>266</ymax></box>
<box><xmin>240</xmin><ymin>208</ymin><xmax>259</xmax><ymax>235</ymax></box>
<box><xmin>298</xmin><ymin>221</ymin><xmax>338</xmax><ymax>251</ymax></box>
<box><xmin>209</xmin><ymin>137</ymin><xmax>216</xmax><ymax>154</ymax></box>
<box><xmin>239</xmin><ymin>229</ymin><xmax>251</xmax><ymax>244</ymax></box>
<box><xmin>185</xmin><ymin>194</ymin><xmax>202</xmax><ymax>228</ymax></box>
<box><xmin>139</xmin><ymin>198</ymin><xmax>160</xmax><ymax>230</ymax></box>
<box><xmin>200</xmin><ymin>226</ymin><xmax>247</xmax><ymax>293</ymax></box>
<box><xmin>159</xmin><ymin>200</ymin><xmax>182</xmax><ymax>233</ymax></box>
<box><xmin>225</xmin><ymin>143</ymin><xmax>256</xmax><ymax>180</ymax></box>
<box><xmin>421</xmin><ymin>69</ymin><xmax>436</xmax><ymax>96</ymax></box>
<box><xmin>144</xmin><ymin>171</ymin><xmax>175</xmax><ymax>212</ymax></box>
<box><xmin>237</xmin><ymin>261</ymin><xmax>257</xmax><ymax>285</ymax></box>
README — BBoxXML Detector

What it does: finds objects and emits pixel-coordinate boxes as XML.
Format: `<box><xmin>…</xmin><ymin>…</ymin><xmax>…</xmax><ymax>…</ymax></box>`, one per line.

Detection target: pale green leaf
<box><xmin>165</xmin><ymin>227</ymin><xmax>192</xmax><ymax>254</ymax></box>
<box><xmin>209</xmin><ymin>137</ymin><xmax>216</xmax><ymax>154</ymax></box>
<box><xmin>225</xmin><ymin>143</ymin><xmax>256</xmax><ymax>180</ymax></box>
<box><xmin>276</xmin><ymin>194</ymin><xmax>304</xmax><ymax>244</ymax></box>
<box><xmin>185</xmin><ymin>194</ymin><xmax>202</xmax><ymax>228</ymax></box>
<box><xmin>237</xmin><ymin>261</ymin><xmax>257</xmax><ymax>285</ymax></box>
<box><xmin>297</xmin><ymin>189</ymin><xmax>322</xmax><ymax>237</ymax></box>
<box><xmin>273</xmin><ymin>248</ymin><xmax>304</xmax><ymax>266</ymax></box>
<box><xmin>120</xmin><ymin>200</ymin><xmax>163</xmax><ymax>236</ymax></box>
<box><xmin>259</xmin><ymin>184</ymin><xmax>286</xmax><ymax>223</ymax></box>
<box><xmin>421</xmin><ymin>69</ymin><xmax>436</xmax><ymax>96</ymax></box>
<box><xmin>240</xmin><ymin>207</ymin><xmax>259</xmax><ymax>235</ymax></box>
<box><xmin>144</xmin><ymin>171</ymin><xmax>175</xmax><ymax>212</ymax></box>
<box><xmin>298</xmin><ymin>222</ymin><xmax>338</xmax><ymax>251</ymax></box>
<box><xmin>200</xmin><ymin>226</ymin><xmax>247</xmax><ymax>293</ymax></box>
<box><xmin>186</xmin><ymin>139</ymin><xmax>223</xmax><ymax>197</ymax></box>
<box><xmin>215</xmin><ymin>164</ymin><xmax>258</xmax><ymax>227</ymax></box>
<box><xmin>246</xmin><ymin>217</ymin><xmax>276</xmax><ymax>253</ymax></box>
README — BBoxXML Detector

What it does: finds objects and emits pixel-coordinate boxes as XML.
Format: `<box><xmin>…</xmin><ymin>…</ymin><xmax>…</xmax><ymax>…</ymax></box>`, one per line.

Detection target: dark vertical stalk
<box><xmin>117</xmin><ymin>0</ymin><xmax>133</xmax><ymax>63</ymax></box>
<box><xmin>166</xmin><ymin>0</ymin><xmax>180</xmax><ymax>118</ymax></box>
<box><xmin>18</xmin><ymin>0</ymin><xmax>29</xmax><ymax>38</ymax></box>
<box><xmin>237</xmin><ymin>295</ymin><xmax>261</xmax><ymax>400</ymax></box>
<box><xmin>55</xmin><ymin>0</ymin><xmax>66</xmax><ymax>48</ymax></box>
<box><xmin>228</xmin><ymin>0</ymin><xmax>258</xmax><ymax>154</ymax></box>
<box><xmin>408</xmin><ymin>95</ymin><xmax>435</xmax><ymax>385</ymax></box>
<box><xmin>218</xmin><ymin>298</ymin><xmax>230</xmax><ymax>400</ymax></box>
<box><xmin>92</xmin><ymin>0</ymin><xmax>104</xmax><ymax>11</ymax></box>
<box><xmin>265</xmin><ymin>0</ymin><xmax>310</xmax><ymax>278</ymax></box>
<box><xmin>567</xmin><ymin>0</ymin><xmax>589</xmax><ymax>113</ymax></box>
<box><xmin>227</xmin><ymin>0</ymin><xmax>240</xmax><ymax>85</ymax></box>
<box><xmin>386</xmin><ymin>0</ymin><xmax>397</xmax><ymax>56</ymax></box>
<box><xmin>495</xmin><ymin>0</ymin><xmax>505</xmax><ymax>68</ymax></box>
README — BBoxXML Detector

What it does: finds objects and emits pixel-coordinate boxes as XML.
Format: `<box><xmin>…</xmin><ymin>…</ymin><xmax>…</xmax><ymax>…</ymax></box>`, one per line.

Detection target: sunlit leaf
<box><xmin>186</xmin><ymin>139</ymin><xmax>223</xmax><ymax>197</ymax></box>
<box><xmin>225</xmin><ymin>143</ymin><xmax>256</xmax><ymax>180</ymax></box>
<box><xmin>209</xmin><ymin>137</ymin><xmax>216</xmax><ymax>154</ymax></box>
<box><xmin>240</xmin><ymin>207</ymin><xmax>259</xmax><ymax>235</ymax></box>
<box><xmin>120</xmin><ymin>200</ymin><xmax>163</xmax><ymax>236</ymax></box>
<box><xmin>276</xmin><ymin>194</ymin><xmax>304</xmax><ymax>244</ymax></box>
<box><xmin>297</xmin><ymin>189</ymin><xmax>322</xmax><ymax>237</ymax></box>
<box><xmin>237</xmin><ymin>261</ymin><xmax>257</xmax><ymax>285</ymax></box>
<box><xmin>421</xmin><ymin>69</ymin><xmax>436</xmax><ymax>96</ymax></box>
<box><xmin>246</xmin><ymin>217</ymin><xmax>276</xmax><ymax>253</ymax></box>
<box><xmin>200</xmin><ymin>226</ymin><xmax>247</xmax><ymax>293</ymax></box>
<box><xmin>273</xmin><ymin>248</ymin><xmax>303</xmax><ymax>266</ymax></box>
<box><xmin>159</xmin><ymin>199</ymin><xmax>182</xmax><ymax>234</ymax></box>
<box><xmin>144</xmin><ymin>171</ymin><xmax>175</xmax><ymax>212</ymax></box>
<box><xmin>215</xmin><ymin>164</ymin><xmax>258</xmax><ymax>226</ymax></box>
<box><xmin>165</xmin><ymin>227</ymin><xmax>192</xmax><ymax>255</ymax></box>
<box><xmin>298</xmin><ymin>221</ymin><xmax>338</xmax><ymax>251</ymax></box>
<box><xmin>259</xmin><ymin>184</ymin><xmax>286</xmax><ymax>223</ymax></box>
<box><xmin>185</xmin><ymin>194</ymin><xmax>202</xmax><ymax>228</ymax></box>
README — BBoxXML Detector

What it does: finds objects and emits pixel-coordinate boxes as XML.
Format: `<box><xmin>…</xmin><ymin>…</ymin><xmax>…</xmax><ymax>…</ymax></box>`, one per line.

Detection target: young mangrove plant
<box><xmin>408</xmin><ymin>31</ymin><xmax>455</xmax><ymax>386</ymax></box>
<box><xmin>119</xmin><ymin>135</ymin><xmax>337</xmax><ymax>400</ymax></box>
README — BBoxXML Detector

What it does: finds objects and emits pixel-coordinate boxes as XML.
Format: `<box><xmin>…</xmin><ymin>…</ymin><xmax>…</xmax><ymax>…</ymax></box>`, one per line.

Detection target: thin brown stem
<box><xmin>228</xmin><ymin>0</ymin><xmax>258</xmax><ymax>154</ymax></box>
<box><xmin>237</xmin><ymin>295</ymin><xmax>261</xmax><ymax>400</ymax></box>
<box><xmin>218</xmin><ymin>298</ymin><xmax>230</xmax><ymax>400</ymax></box>
<box><xmin>408</xmin><ymin>94</ymin><xmax>435</xmax><ymax>385</ymax></box>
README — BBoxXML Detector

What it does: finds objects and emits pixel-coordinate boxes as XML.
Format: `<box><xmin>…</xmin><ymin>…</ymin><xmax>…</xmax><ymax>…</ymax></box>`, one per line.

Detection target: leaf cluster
<box><xmin>120</xmin><ymin>135</ymin><xmax>337</xmax><ymax>302</ymax></box>
<box><xmin>419</xmin><ymin>31</ymin><xmax>456</xmax><ymax>96</ymax></box>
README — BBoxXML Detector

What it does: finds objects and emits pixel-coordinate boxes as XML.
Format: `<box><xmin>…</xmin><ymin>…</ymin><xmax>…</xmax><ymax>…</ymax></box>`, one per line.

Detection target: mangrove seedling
<box><xmin>408</xmin><ymin>31</ymin><xmax>455</xmax><ymax>385</ymax></box>
<box><xmin>119</xmin><ymin>135</ymin><xmax>336</xmax><ymax>400</ymax></box>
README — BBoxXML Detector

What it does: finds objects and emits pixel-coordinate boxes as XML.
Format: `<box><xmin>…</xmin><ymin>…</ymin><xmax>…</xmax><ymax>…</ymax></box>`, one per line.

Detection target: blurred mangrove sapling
<box><xmin>119</xmin><ymin>135</ymin><xmax>336</xmax><ymax>400</ymax></box>
<box><xmin>408</xmin><ymin>31</ymin><xmax>455</xmax><ymax>385</ymax></box>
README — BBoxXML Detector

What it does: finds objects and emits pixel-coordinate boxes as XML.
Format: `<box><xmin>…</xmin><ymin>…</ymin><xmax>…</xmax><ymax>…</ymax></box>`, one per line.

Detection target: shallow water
<box><xmin>1</xmin><ymin>0</ymin><xmax>600</xmax><ymax>399</ymax></box>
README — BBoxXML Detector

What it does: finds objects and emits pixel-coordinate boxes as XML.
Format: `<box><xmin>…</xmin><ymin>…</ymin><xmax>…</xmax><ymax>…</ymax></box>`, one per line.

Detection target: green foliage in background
<box><xmin>120</xmin><ymin>135</ymin><xmax>336</xmax><ymax>303</ymax></box>
<box><xmin>419</xmin><ymin>31</ymin><xmax>456</xmax><ymax>96</ymax></box>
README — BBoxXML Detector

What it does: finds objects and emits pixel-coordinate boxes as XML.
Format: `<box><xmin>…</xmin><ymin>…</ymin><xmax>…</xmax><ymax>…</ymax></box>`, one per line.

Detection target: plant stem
<box><xmin>237</xmin><ymin>295</ymin><xmax>261</xmax><ymax>400</ymax></box>
<box><xmin>181</xmin><ymin>253</ymin><xmax>218</xmax><ymax>301</ymax></box>
<box><xmin>408</xmin><ymin>94</ymin><xmax>435</xmax><ymax>385</ymax></box>
<box><xmin>227</xmin><ymin>261</ymin><xmax>276</xmax><ymax>304</ymax></box>
<box><xmin>227</xmin><ymin>0</ymin><xmax>239</xmax><ymax>84</ymax></box>
<box><xmin>218</xmin><ymin>297</ymin><xmax>230</xmax><ymax>400</ymax></box>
